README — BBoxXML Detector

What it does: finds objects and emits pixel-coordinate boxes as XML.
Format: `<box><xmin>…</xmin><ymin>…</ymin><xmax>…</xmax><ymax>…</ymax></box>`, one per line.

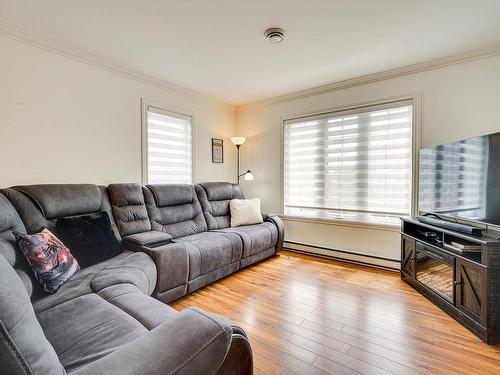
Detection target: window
<box><xmin>283</xmin><ymin>100</ymin><xmax>413</xmax><ymax>225</ymax></box>
<box><xmin>144</xmin><ymin>105</ymin><xmax>192</xmax><ymax>184</ymax></box>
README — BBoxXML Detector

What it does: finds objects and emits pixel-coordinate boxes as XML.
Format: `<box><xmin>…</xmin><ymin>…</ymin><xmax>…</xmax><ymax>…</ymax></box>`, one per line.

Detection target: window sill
<box><xmin>281</xmin><ymin>215</ymin><xmax>402</xmax><ymax>232</ymax></box>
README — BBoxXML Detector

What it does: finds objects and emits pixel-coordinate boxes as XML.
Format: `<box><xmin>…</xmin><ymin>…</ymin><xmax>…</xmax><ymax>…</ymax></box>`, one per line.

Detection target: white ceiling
<box><xmin>2</xmin><ymin>0</ymin><xmax>500</xmax><ymax>106</ymax></box>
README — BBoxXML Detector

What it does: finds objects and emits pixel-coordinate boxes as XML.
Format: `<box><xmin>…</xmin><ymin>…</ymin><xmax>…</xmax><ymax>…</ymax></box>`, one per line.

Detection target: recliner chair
<box><xmin>108</xmin><ymin>182</ymin><xmax>284</xmax><ymax>303</ymax></box>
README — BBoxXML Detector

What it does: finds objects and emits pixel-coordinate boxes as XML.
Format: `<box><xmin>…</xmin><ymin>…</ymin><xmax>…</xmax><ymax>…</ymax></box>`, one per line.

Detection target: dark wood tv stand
<box><xmin>400</xmin><ymin>217</ymin><xmax>500</xmax><ymax>344</ymax></box>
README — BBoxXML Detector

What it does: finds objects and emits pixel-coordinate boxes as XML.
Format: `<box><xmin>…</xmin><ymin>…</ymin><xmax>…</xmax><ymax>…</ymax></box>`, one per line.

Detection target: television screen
<box><xmin>418</xmin><ymin>131</ymin><xmax>500</xmax><ymax>226</ymax></box>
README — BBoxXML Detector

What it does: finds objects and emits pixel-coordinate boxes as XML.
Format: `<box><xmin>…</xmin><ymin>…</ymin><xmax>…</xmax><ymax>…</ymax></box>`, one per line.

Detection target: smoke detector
<box><xmin>265</xmin><ymin>28</ymin><xmax>285</xmax><ymax>44</ymax></box>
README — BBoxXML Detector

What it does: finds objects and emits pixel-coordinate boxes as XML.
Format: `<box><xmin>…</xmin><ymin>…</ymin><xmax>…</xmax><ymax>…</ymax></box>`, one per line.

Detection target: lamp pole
<box><xmin>231</xmin><ymin>137</ymin><xmax>246</xmax><ymax>184</ymax></box>
<box><xmin>236</xmin><ymin>144</ymin><xmax>241</xmax><ymax>183</ymax></box>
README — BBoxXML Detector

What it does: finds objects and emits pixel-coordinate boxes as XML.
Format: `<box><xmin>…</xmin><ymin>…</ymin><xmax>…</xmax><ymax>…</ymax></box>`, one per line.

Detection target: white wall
<box><xmin>0</xmin><ymin>35</ymin><xmax>237</xmax><ymax>186</ymax></box>
<box><xmin>237</xmin><ymin>54</ymin><xmax>500</xmax><ymax>265</ymax></box>
<box><xmin>4</xmin><ymin>32</ymin><xmax>500</xmax><ymax>267</ymax></box>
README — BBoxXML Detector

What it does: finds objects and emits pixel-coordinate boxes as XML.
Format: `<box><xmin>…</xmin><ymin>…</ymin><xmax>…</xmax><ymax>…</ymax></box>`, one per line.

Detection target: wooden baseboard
<box><xmin>284</xmin><ymin>241</ymin><xmax>400</xmax><ymax>271</ymax></box>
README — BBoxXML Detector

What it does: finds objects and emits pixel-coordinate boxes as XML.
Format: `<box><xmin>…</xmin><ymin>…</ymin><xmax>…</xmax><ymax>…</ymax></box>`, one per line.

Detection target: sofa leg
<box><xmin>216</xmin><ymin>333</ymin><xmax>253</xmax><ymax>375</ymax></box>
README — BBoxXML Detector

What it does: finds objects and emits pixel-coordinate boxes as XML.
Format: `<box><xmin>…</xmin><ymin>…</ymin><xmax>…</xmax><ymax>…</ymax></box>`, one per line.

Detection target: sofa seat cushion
<box><xmin>219</xmin><ymin>222</ymin><xmax>278</xmax><ymax>258</ymax></box>
<box><xmin>37</xmin><ymin>293</ymin><xmax>148</xmax><ymax>373</ymax></box>
<box><xmin>97</xmin><ymin>283</ymin><xmax>177</xmax><ymax>330</ymax></box>
<box><xmin>174</xmin><ymin>232</ymin><xmax>242</xmax><ymax>280</ymax></box>
<box><xmin>33</xmin><ymin>250</ymin><xmax>157</xmax><ymax>314</ymax></box>
<box><xmin>89</xmin><ymin>251</ymin><xmax>157</xmax><ymax>295</ymax></box>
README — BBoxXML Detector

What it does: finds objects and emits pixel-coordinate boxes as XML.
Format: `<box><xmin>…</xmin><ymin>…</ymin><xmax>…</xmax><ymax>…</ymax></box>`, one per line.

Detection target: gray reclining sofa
<box><xmin>0</xmin><ymin>182</ymin><xmax>284</xmax><ymax>375</ymax></box>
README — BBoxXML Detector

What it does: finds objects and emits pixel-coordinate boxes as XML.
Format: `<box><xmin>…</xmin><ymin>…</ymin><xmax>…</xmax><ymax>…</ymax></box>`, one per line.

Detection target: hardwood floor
<box><xmin>170</xmin><ymin>250</ymin><xmax>500</xmax><ymax>375</ymax></box>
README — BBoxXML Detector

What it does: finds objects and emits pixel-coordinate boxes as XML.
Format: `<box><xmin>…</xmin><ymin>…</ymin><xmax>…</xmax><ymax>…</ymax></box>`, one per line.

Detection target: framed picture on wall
<box><xmin>212</xmin><ymin>138</ymin><xmax>224</xmax><ymax>163</ymax></box>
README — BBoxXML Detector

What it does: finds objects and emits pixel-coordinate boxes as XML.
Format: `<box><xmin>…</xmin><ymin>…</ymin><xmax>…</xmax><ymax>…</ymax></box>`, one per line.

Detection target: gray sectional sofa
<box><xmin>0</xmin><ymin>182</ymin><xmax>284</xmax><ymax>375</ymax></box>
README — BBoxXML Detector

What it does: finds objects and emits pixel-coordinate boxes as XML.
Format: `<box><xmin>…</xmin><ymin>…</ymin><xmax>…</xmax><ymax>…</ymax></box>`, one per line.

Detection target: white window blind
<box><xmin>145</xmin><ymin>106</ymin><xmax>192</xmax><ymax>184</ymax></box>
<box><xmin>284</xmin><ymin>100</ymin><xmax>413</xmax><ymax>225</ymax></box>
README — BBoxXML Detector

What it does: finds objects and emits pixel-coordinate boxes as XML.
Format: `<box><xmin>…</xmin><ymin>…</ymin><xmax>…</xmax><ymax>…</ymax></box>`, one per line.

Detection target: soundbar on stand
<box><xmin>417</xmin><ymin>216</ymin><xmax>483</xmax><ymax>236</ymax></box>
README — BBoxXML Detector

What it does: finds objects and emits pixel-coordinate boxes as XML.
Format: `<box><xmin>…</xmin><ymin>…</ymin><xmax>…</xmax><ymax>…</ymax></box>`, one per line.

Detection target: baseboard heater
<box><xmin>283</xmin><ymin>240</ymin><xmax>400</xmax><ymax>271</ymax></box>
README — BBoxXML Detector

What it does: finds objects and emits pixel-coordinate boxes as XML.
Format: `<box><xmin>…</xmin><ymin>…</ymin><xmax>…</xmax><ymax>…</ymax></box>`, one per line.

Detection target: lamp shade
<box><xmin>243</xmin><ymin>171</ymin><xmax>254</xmax><ymax>181</ymax></box>
<box><xmin>231</xmin><ymin>137</ymin><xmax>246</xmax><ymax>146</ymax></box>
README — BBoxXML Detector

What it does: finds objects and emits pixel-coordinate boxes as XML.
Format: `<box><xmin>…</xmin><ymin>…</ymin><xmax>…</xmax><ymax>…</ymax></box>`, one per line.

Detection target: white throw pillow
<box><xmin>230</xmin><ymin>198</ymin><xmax>263</xmax><ymax>227</ymax></box>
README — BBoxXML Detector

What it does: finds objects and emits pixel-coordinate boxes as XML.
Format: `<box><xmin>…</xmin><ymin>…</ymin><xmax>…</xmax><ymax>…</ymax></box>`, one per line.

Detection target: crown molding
<box><xmin>3</xmin><ymin>21</ymin><xmax>500</xmax><ymax>113</ymax></box>
<box><xmin>237</xmin><ymin>44</ymin><xmax>500</xmax><ymax>111</ymax></box>
<box><xmin>0</xmin><ymin>22</ymin><xmax>235</xmax><ymax>111</ymax></box>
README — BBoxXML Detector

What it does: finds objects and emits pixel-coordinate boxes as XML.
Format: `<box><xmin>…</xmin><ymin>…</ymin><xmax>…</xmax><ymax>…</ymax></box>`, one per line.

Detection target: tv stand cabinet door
<box><xmin>401</xmin><ymin>235</ymin><xmax>415</xmax><ymax>277</ymax></box>
<box><xmin>455</xmin><ymin>259</ymin><xmax>487</xmax><ymax>325</ymax></box>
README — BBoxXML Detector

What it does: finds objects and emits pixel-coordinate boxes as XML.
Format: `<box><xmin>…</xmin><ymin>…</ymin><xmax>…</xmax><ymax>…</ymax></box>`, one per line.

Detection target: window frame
<box><xmin>280</xmin><ymin>93</ymin><xmax>421</xmax><ymax>229</ymax></box>
<box><xmin>141</xmin><ymin>99</ymin><xmax>195</xmax><ymax>185</ymax></box>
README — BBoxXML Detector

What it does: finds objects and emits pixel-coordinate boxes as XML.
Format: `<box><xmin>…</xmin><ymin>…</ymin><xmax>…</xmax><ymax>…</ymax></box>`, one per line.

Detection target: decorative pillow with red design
<box><xmin>14</xmin><ymin>228</ymin><xmax>80</xmax><ymax>293</ymax></box>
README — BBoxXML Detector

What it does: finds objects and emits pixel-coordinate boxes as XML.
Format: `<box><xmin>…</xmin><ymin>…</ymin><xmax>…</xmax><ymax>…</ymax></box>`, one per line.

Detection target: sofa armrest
<box><xmin>141</xmin><ymin>242</ymin><xmax>189</xmax><ymax>302</ymax></box>
<box><xmin>263</xmin><ymin>213</ymin><xmax>284</xmax><ymax>253</ymax></box>
<box><xmin>122</xmin><ymin>231</ymin><xmax>173</xmax><ymax>251</ymax></box>
<box><xmin>215</xmin><ymin>333</ymin><xmax>252</xmax><ymax>375</ymax></box>
<box><xmin>71</xmin><ymin>307</ymin><xmax>248</xmax><ymax>375</ymax></box>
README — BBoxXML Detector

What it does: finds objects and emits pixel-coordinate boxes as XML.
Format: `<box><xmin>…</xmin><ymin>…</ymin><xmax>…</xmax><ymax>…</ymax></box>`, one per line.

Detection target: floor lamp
<box><xmin>231</xmin><ymin>137</ymin><xmax>254</xmax><ymax>184</ymax></box>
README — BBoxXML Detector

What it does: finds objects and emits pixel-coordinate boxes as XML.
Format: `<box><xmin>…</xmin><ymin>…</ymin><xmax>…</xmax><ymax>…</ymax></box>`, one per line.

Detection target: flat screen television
<box><xmin>418</xmin><ymin>131</ymin><xmax>500</xmax><ymax>227</ymax></box>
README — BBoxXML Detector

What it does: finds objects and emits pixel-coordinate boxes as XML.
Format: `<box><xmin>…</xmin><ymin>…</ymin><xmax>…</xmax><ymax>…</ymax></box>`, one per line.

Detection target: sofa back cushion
<box><xmin>195</xmin><ymin>182</ymin><xmax>245</xmax><ymax>230</ymax></box>
<box><xmin>2</xmin><ymin>184</ymin><xmax>120</xmax><ymax>239</ymax></box>
<box><xmin>108</xmin><ymin>183</ymin><xmax>151</xmax><ymax>236</ymax></box>
<box><xmin>0</xmin><ymin>253</ymin><xmax>66</xmax><ymax>375</ymax></box>
<box><xmin>0</xmin><ymin>193</ymin><xmax>44</xmax><ymax>300</ymax></box>
<box><xmin>144</xmin><ymin>184</ymin><xmax>207</xmax><ymax>238</ymax></box>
